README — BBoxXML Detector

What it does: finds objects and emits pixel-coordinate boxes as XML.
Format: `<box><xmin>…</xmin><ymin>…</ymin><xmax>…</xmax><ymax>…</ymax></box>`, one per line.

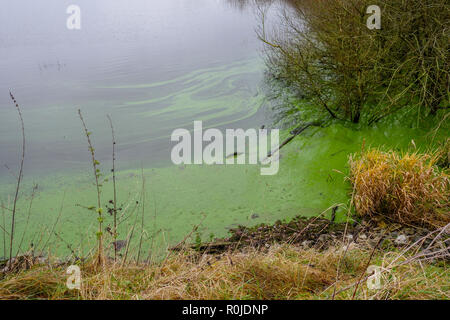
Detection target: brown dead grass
<box><xmin>349</xmin><ymin>148</ymin><xmax>450</xmax><ymax>229</ymax></box>
<box><xmin>0</xmin><ymin>244</ymin><xmax>447</xmax><ymax>300</ymax></box>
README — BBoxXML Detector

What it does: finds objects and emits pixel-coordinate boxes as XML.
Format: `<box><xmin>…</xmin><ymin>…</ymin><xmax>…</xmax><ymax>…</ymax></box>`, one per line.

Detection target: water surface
<box><xmin>0</xmin><ymin>0</ymin><xmax>271</xmax><ymax>177</ymax></box>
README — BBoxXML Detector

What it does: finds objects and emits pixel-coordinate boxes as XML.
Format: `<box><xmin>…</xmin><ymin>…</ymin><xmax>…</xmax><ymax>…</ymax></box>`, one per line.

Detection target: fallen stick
<box><xmin>267</xmin><ymin>121</ymin><xmax>322</xmax><ymax>157</ymax></box>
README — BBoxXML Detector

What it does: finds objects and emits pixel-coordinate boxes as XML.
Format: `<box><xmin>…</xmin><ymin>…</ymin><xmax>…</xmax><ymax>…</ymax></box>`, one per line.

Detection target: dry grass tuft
<box><xmin>140</xmin><ymin>246</ymin><xmax>345</xmax><ymax>300</ymax></box>
<box><xmin>349</xmin><ymin>148</ymin><xmax>450</xmax><ymax>229</ymax></box>
<box><xmin>0</xmin><ymin>267</ymin><xmax>79</xmax><ymax>300</ymax></box>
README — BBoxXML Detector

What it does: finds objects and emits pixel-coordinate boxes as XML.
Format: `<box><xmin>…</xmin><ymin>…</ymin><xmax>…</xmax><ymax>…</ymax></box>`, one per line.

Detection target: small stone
<box><xmin>394</xmin><ymin>234</ymin><xmax>408</xmax><ymax>245</ymax></box>
<box><xmin>37</xmin><ymin>257</ymin><xmax>46</xmax><ymax>264</ymax></box>
<box><xmin>341</xmin><ymin>242</ymin><xmax>357</xmax><ymax>252</ymax></box>
<box><xmin>251</xmin><ymin>213</ymin><xmax>260</xmax><ymax>219</ymax></box>
<box><xmin>359</xmin><ymin>233</ymin><xmax>367</xmax><ymax>240</ymax></box>
<box><xmin>301</xmin><ymin>240</ymin><xmax>313</xmax><ymax>248</ymax></box>
<box><xmin>113</xmin><ymin>240</ymin><xmax>127</xmax><ymax>251</ymax></box>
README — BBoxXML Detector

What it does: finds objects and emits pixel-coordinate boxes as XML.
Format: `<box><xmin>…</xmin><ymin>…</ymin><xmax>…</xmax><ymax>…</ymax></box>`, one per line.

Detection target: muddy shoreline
<box><xmin>182</xmin><ymin>215</ymin><xmax>449</xmax><ymax>256</ymax></box>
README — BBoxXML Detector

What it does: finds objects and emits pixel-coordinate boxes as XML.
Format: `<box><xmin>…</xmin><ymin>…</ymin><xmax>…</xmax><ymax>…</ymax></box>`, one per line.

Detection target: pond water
<box><xmin>0</xmin><ymin>0</ymin><xmax>438</xmax><ymax>257</ymax></box>
<box><xmin>0</xmin><ymin>0</ymin><xmax>271</xmax><ymax>176</ymax></box>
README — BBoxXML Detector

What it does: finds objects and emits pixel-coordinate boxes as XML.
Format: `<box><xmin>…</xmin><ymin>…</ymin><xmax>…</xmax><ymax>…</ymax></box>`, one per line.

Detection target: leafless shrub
<box><xmin>258</xmin><ymin>0</ymin><xmax>449</xmax><ymax>125</ymax></box>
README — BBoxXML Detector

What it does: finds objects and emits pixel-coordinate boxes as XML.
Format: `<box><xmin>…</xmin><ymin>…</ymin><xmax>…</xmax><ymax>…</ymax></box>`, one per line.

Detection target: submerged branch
<box><xmin>267</xmin><ymin>120</ymin><xmax>323</xmax><ymax>157</ymax></box>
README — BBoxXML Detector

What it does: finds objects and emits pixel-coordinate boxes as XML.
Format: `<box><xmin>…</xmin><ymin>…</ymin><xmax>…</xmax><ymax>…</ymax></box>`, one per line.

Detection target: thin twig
<box><xmin>8</xmin><ymin>91</ymin><xmax>25</xmax><ymax>263</ymax></box>
<box><xmin>40</xmin><ymin>192</ymin><xmax>65</xmax><ymax>251</ymax></box>
<box><xmin>78</xmin><ymin>109</ymin><xmax>104</xmax><ymax>267</ymax></box>
<box><xmin>16</xmin><ymin>183</ymin><xmax>38</xmax><ymax>256</ymax></box>
<box><xmin>107</xmin><ymin>114</ymin><xmax>118</xmax><ymax>261</ymax></box>
<box><xmin>1</xmin><ymin>201</ymin><xmax>6</xmax><ymax>258</ymax></box>
<box><xmin>136</xmin><ymin>166</ymin><xmax>146</xmax><ymax>264</ymax></box>
<box><xmin>351</xmin><ymin>232</ymin><xmax>386</xmax><ymax>299</ymax></box>
<box><xmin>332</xmin><ymin>187</ymin><xmax>356</xmax><ymax>299</ymax></box>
